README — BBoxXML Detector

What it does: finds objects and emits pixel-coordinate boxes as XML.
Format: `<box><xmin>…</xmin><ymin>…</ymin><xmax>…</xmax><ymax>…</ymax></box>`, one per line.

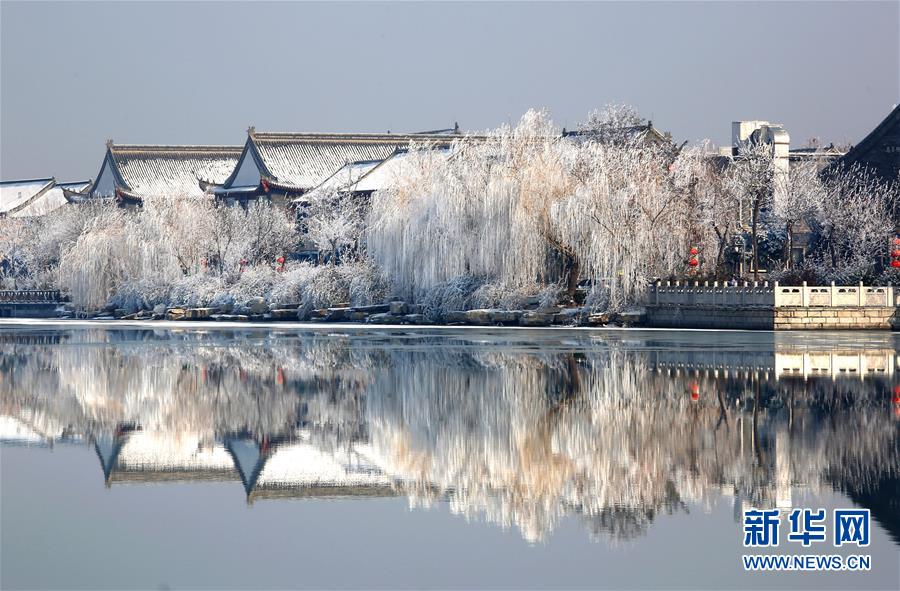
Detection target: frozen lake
<box><xmin>1</xmin><ymin>324</ymin><xmax>898</xmax><ymax>589</ymax></box>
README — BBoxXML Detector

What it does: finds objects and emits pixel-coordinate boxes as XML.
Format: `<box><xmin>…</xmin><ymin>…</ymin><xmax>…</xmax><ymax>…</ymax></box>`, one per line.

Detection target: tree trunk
<box><xmin>751</xmin><ymin>195</ymin><xmax>761</xmax><ymax>281</ymax></box>
<box><xmin>829</xmin><ymin>235</ymin><xmax>838</xmax><ymax>269</ymax></box>
<box><xmin>782</xmin><ymin>222</ymin><xmax>793</xmax><ymax>271</ymax></box>
<box><xmin>714</xmin><ymin>228</ymin><xmax>728</xmax><ymax>276</ymax></box>
<box><xmin>564</xmin><ymin>251</ymin><xmax>580</xmax><ymax>302</ymax></box>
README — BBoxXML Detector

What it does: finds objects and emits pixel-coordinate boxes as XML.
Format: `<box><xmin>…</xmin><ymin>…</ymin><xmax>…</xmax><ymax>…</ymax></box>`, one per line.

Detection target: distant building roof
<box><xmin>0</xmin><ymin>178</ymin><xmax>90</xmax><ymax>217</ymax></box>
<box><xmin>788</xmin><ymin>144</ymin><xmax>846</xmax><ymax>162</ymax></box>
<box><xmin>0</xmin><ymin>178</ymin><xmax>54</xmax><ymax>215</ymax></box>
<box><xmin>13</xmin><ymin>180</ymin><xmax>90</xmax><ymax>217</ymax></box>
<box><xmin>835</xmin><ymin>104</ymin><xmax>900</xmax><ymax>183</ymax></box>
<box><xmin>71</xmin><ymin>143</ymin><xmax>242</xmax><ymax>203</ymax></box>
<box><xmin>311</xmin><ymin>159</ymin><xmax>384</xmax><ymax>193</ymax></box>
<box><xmin>0</xmin><ymin>415</ymin><xmax>51</xmax><ymax>446</ymax></box>
<box><xmin>100</xmin><ymin>430</ymin><xmax>239</xmax><ymax>485</ymax></box>
<box><xmin>216</xmin><ymin>128</ymin><xmax>466</xmax><ymax>198</ymax></box>
<box><xmin>562</xmin><ymin>121</ymin><xmax>673</xmax><ymax>147</ymax></box>
<box><xmin>247</xmin><ymin>436</ymin><xmax>394</xmax><ymax>501</ymax></box>
<box><xmin>351</xmin><ymin>146</ymin><xmax>452</xmax><ymax>194</ymax></box>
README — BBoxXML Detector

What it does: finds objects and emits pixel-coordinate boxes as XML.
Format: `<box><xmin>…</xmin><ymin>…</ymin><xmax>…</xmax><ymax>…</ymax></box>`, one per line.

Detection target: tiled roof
<box><xmin>0</xmin><ymin>178</ymin><xmax>54</xmax><ymax>214</ymax></box>
<box><xmin>562</xmin><ymin>123</ymin><xmax>672</xmax><ymax>146</ymax></box>
<box><xmin>11</xmin><ymin>180</ymin><xmax>90</xmax><ymax>218</ymax></box>
<box><xmin>312</xmin><ymin>159</ymin><xmax>384</xmax><ymax>193</ymax></box>
<box><xmin>835</xmin><ymin>104</ymin><xmax>900</xmax><ymax>181</ymax></box>
<box><xmin>252</xmin><ymin>439</ymin><xmax>392</xmax><ymax>491</ymax></box>
<box><xmin>243</xmin><ymin>131</ymin><xmax>462</xmax><ymax>191</ymax></box>
<box><xmin>109</xmin><ymin>144</ymin><xmax>242</xmax><ymax>198</ymax></box>
<box><xmin>352</xmin><ymin>147</ymin><xmax>452</xmax><ymax>193</ymax></box>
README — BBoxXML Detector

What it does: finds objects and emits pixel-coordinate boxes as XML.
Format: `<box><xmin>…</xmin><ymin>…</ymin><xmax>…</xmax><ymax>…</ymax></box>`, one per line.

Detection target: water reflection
<box><xmin>2</xmin><ymin>328</ymin><xmax>898</xmax><ymax>544</ymax></box>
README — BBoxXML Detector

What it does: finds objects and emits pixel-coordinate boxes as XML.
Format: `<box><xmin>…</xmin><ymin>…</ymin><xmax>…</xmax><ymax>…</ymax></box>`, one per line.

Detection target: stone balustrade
<box><xmin>0</xmin><ymin>290</ymin><xmax>61</xmax><ymax>303</ymax></box>
<box><xmin>650</xmin><ymin>281</ymin><xmax>895</xmax><ymax>309</ymax></box>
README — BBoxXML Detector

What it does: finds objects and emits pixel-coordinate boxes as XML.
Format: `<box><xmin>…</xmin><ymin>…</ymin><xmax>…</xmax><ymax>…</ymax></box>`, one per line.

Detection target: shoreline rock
<box><xmin>30</xmin><ymin>300</ymin><xmax>621</xmax><ymax>328</ymax></box>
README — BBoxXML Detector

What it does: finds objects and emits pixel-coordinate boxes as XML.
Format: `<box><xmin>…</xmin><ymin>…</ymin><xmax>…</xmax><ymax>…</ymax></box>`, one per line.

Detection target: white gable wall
<box><xmin>230</xmin><ymin>149</ymin><xmax>261</xmax><ymax>188</ymax></box>
<box><xmin>93</xmin><ymin>156</ymin><xmax>118</xmax><ymax>197</ymax></box>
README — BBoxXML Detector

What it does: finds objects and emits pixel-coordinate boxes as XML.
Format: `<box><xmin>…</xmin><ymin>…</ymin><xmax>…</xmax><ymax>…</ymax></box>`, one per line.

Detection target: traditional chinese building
<box><xmin>344</xmin><ymin>146</ymin><xmax>453</xmax><ymax>197</ymax></box>
<box><xmin>834</xmin><ymin>103</ymin><xmax>900</xmax><ymax>184</ymax></box>
<box><xmin>95</xmin><ymin>428</ymin><xmax>240</xmax><ymax>486</ymax></box>
<box><xmin>211</xmin><ymin>127</ymin><xmax>461</xmax><ymax>205</ymax></box>
<box><xmin>65</xmin><ymin>142</ymin><xmax>242</xmax><ymax>206</ymax></box>
<box><xmin>0</xmin><ymin>178</ymin><xmax>90</xmax><ymax>218</ymax></box>
<box><xmin>561</xmin><ymin>120</ymin><xmax>675</xmax><ymax>148</ymax></box>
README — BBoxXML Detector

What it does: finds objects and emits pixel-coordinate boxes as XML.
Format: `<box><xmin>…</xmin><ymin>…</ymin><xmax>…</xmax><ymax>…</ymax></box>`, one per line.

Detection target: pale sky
<box><xmin>1</xmin><ymin>0</ymin><xmax>898</xmax><ymax>181</ymax></box>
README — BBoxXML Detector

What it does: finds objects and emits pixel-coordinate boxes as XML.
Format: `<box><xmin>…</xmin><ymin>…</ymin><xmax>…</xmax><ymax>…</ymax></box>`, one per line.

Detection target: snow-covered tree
<box><xmin>237</xmin><ymin>200</ymin><xmax>297</xmax><ymax>267</ymax></box>
<box><xmin>728</xmin><ymin>141</ymin><xmax>776</xmax><ymax>280</ymax></box>
<box><xmin>807</xmin><ymin>166</ymin><xmax>894</xmax><ymax>283</ymax></box>
<box><xmin>773</xmin><ymin>160</ymin><xmax>822</xmax><ymax>271</ymax></box>
<box><xmin>301</xmin><ymin>187</ymin><xmax>364</xmax><ymax>264</ymax></box>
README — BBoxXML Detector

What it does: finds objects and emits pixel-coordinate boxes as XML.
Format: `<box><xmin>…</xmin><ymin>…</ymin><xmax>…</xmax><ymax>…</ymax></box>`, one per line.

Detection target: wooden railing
<box><xmin>0</xmin><ymin>290</ymin><xmax>62</xmax><ymax>303</ymax></box>
<box><xmin>650</xmin><ymin>281</ymin><xmax>896</xmax><ymax>308</ymax></box>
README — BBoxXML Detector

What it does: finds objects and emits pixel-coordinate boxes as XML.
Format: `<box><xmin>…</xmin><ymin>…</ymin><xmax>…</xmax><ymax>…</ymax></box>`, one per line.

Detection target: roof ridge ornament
<box><xmin>106</xmin><ymin>139</ymin><xmax>114</xmax><ymax>148</ymax></box>
<box><xmin>248</xmin><ymin>126</ymin><xmax>256</xmax><ymax>136</ymax></box>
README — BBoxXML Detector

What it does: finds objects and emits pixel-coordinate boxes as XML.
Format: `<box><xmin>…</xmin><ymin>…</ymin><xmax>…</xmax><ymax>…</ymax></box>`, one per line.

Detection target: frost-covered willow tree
<box><xmin>550</xmin><ymin>129</ymin><xmax>690</xmax><ymax>306</ymax></box>
<box><xmin>57</xmin><ymin>196</ymin><xmax>298</xmax><ymax>310</ymax></box>
<box><xmin>0</xmin><ymin>203</ymin><xmax>102</xmax><ymax>289</ymax></box>
<box><xmin>367</xmin><ymin>107</ymin><xmax>693</xmax><ymax>309</ymax></box>
<box><xmin>367</xmin><ymin>112</ymin><xmax>556</xmax><ymax>302</ymax></box>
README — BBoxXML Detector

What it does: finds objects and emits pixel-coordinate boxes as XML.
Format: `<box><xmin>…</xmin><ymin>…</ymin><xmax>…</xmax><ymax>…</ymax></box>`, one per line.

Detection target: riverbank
<box><xmin>35</xmin><ymin>300</ymin><xmax>645</xmax><ymax>328</ymax></box>
<box><xmin>5</xmin><ymin>286</ymin><xmax>900</xmax><ymax>330</ymax></box>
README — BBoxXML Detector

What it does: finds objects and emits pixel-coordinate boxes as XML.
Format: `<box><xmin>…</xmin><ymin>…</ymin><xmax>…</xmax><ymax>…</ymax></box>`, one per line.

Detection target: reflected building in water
<box><xmin>1</xmin><ymin>329</ymin><xmax>898</xmax><ymax>543</ymax></box>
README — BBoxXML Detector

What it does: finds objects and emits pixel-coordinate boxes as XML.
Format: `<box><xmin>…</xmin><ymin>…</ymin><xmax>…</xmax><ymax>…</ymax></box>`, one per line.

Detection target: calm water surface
<box><xmin>1</xmin><ymin>323</ymin><xmax>898</xmax><ymax>590</ymax></box>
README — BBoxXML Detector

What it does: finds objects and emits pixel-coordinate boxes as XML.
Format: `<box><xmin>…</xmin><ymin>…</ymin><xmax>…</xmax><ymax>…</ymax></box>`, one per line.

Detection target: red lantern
<box><xmin>261</xmin><ymin>179</ymin><xmax>270</xmax><ymax>193</ymax></box>
<box><xmin>688</xmin><ymin>258</ymin><xmax>699</xmax><ymax>267</ymax></box>
<box><xmin>893</xmin><ymin>237</ymin><xmax>900</xmax><ymax>245</ymax></box>
<box><xmin>689</xmin><ymin>246</ymin><xmax>699</xmax><ymax>255</ymax></box>
<box><xmin>891</xmin><ymin>260</ymin><xmax>900</xmax><ymax>268</ymax></box>
<box><xmin>892</xmin><ymin>250</ymin><xmax>900</xmax><ymax>258</ymax></box>
<box><xmin>689</xmin><ymin>382</ymin><xmax>700</xmax><ymax>402</ymax></box>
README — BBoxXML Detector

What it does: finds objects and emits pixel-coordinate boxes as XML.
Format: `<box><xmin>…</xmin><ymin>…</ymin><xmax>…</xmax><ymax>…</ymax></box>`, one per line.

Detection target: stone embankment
<box><xmin>58</xmin><ymin>298</ymin><xmax>644</xmax><ymax>327</ymax></box>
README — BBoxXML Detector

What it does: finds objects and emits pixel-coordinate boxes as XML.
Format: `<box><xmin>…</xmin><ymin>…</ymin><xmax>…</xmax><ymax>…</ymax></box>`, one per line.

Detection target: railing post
<box><xmin>801</xmin><ymin>281</ymin><xmax>809</xmax><ymax>307</ymax></box>
<box><xmin>858</xmin><ymin>281</ymin><xmax>864</xmax><ymax>307</ymax></box>
<box><xmin>773</xmin><ymin>281</ymin><xmax>779</xmax><ymax>308</ymax></box>
<box><xmin>830</xmin><ymin>281</ymin><xmax>835</xmax><ymax>307</ymax></box>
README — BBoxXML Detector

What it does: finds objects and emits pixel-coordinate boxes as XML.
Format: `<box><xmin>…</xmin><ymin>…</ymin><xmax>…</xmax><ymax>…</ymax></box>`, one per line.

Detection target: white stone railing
<box><xmin>650</xmin><ymin>281</ymin><xmax>896</xmax><ymax>308</ymax></box>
